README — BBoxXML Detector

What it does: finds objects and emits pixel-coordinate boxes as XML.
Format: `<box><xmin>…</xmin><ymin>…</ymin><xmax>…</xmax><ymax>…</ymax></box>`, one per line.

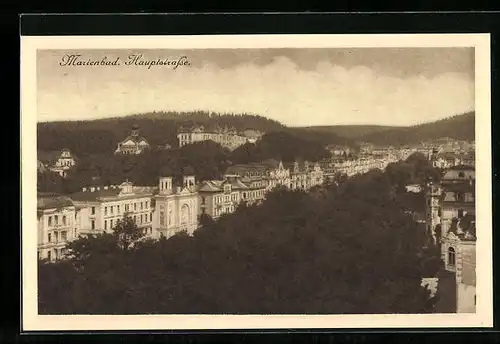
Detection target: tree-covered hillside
<box><xmin>37</xmin><ymin>111</ymin><xmax>286</xmax><ymax>155</ymax></box>
<box><xmin>358</xmin><ymin>112</ymin><xmax>475</xmax><ymax>145</ymax></box>
<box><xmin>298</xmin><ymin>112</ymin><xmax>475</xmax><ymax>145</ymax></box>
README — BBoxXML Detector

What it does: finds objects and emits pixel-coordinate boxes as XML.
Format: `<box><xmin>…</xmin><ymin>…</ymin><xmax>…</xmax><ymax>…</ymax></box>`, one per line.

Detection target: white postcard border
<box><xmin>21</xmin><ymin>33</ymin><xmax>492</xmax><ymax>331</ymax></box>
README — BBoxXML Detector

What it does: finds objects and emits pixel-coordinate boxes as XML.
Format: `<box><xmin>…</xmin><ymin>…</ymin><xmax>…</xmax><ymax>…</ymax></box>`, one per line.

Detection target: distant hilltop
<box><xmin>300</xmin><ymin>111</ymin><xmax>475</xmax><ymax>146</ymax></box>
<box><xmin>37</xmin><ymin>110</ymin><xmax>474</xmax><ymax>156</ymax></box>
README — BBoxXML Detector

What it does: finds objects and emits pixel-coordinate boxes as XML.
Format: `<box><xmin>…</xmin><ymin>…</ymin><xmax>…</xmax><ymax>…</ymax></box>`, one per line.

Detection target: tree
<box><xmin>113</xmin><ymin>215</ymin><xmax>146</xmax><ymax>251</ymax></box>
<box><xmin>39</xmin><ymin>163</ymin><xmax>435</xmax><ymax>315</ymax></box>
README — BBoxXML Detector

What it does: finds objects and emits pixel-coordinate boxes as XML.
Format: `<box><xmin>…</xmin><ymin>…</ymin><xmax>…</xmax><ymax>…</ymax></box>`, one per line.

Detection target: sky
<box><xmin>37</xmin><ymin>48</ymin><xmax>475</xmax><ymax>127</ymax></box>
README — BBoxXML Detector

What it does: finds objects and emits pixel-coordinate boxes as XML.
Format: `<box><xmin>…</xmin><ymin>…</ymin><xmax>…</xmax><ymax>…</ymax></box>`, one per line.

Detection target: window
<box><xmin>448</xmin><ymin>247</ymin><xmax>456</xmax><ymax>266</ymax></box>
<box><xmin>54</xmin><ymin>215</ymin><xmax>59</xmax><ymax>225</ymax></box>
<box><xmin>48</xmin><ymin>233</ymin><xmax>51</xmax><ymax>242</ymax></box>
<box><xmin>110</xmin><ymin>206</ymin><xmax>114</xmax><ymax>215</ymax></box>
<box><xmin>160</xmin><ymin>211</ymin><xmax>165</xmax><ymax>225</ymax></box>
<box><xmin>104</xmin><ymin>220</ymin><xmax>107</xmax><ymax>230</ymax></box>
<box><xmin>150</xmin><ymin>213</ymin><xmax>153</xmax><ymax>222</ymax></box>
<box><xmin>125</xmin><ymin>204</ymin><xmax>129</xmax><ymax>212</ymax></box>
<box><xmin>62</xmin><ymin>215</ymin><xmax>67</xmax><ymax>225</ymax></box>
<box><xmin>54</xmin><ymin>231</ymin><xmax>59</xmax><ymax>242</ymax></box>
<box><xmin>141</xmin><ymin>202</ymin><xmax>144</xmax><ymax>210</ymax></box>
<box><xmin>47</xmin><ymin>251</ymin><xmax>51</xmax><ymax>261</ymax></box>
<box><xmin>134</xmin><ymin>203</ymin><xmax>137</xmax><ymax>211</ymax></box>
<box><xmin>110</xmin><ymin>219</ymin><xmax>113</xmax><ymax>228</ymax></box>
<box><xmin>48</xmin><ymin>216</ymin><xmax>52</xmax><ymax>226</ymax></box>
<box><xmin>105</xmin><ymin>207</ymin><xmax>108</xmax><ymax>216</ymax></box>
<box><xmin>458</xmin><ymin>171</ymin><xmax>465</xmax><ymax>178</ymax></box>
<box><xmin>91</xmin><ymin>220</ymin><xmax>95</xmax><ymax>230</ymax></box>
<box><xmin>37</xmin><ymin>251</ymin><xmax>41</xmax><ymax>260</ymax></box>
<box><xmin>91</xmin><ymin>207</ymin><xmax>95</xmax><ymax>215</ymax></box>
<box><xmin>117</xmin><ymin>205</ymin><xmax>120</xmax><ymax>213</ymax></box>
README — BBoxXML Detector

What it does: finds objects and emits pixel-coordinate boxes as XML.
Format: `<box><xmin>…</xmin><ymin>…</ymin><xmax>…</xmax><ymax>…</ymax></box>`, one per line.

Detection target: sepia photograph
<box><xmin>21</xmin><ymin>34</ymin><xmax>492</xmax><ymax>330</ymax></box>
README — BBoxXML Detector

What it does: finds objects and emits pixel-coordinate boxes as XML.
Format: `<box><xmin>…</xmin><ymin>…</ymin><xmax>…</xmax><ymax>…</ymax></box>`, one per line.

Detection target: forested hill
<box><xmin>37</xmin><ymin>111</ymin><xmax>286</xmax><ymax>155</ymax></box>
<box><xmin>295</xmin><ymin>125</ymin><xmax>397</xmax><ymax>139</ymax></box>
<box><xmin>358</xmin><ymin>112</ymin><xmax>475</xmax><ymax>145</ymax></box>
<box><xmin>37</xmin><ymin>110</ymin><xmax>351</xmax><ymax>156</ymax></box>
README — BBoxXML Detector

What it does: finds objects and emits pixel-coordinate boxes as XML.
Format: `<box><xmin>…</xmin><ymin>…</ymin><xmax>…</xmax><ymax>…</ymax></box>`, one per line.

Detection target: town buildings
<box><xmin>153</xmin><ymin>175</ymin><xmax>199</xmax><ymax>239</ymax></box>
<box><xmin>177</xmin><ymin>124</ymin><xmax>263</xmax><ymax>150</ymax></box>
<box><xmin>70</xmin><ymin>181</ymin><xmax>155</xmax><ymax>238</ymax></box>
<box><xmin>198</xmin><ymin>175</ymin><xmax>246</xmax><ymax>219</ymax></box>
<box><xmin>37</xmin><ymin>148</ymin><xmax>77</xmax><ymax>178</ymax></box>
<box><xmin>37</xmin><ymin>193</ymin><xmax>77</xmax><ymax>261</ymax></box>
<box><xmin>425</xmin><ymin>165</ymin><xmax>476</xmax><ymax>313</ymax></box>
<box><xmin>115</xmin><ymin>125</ymin><xmax>150</xmax><ymax>155</ymax></box>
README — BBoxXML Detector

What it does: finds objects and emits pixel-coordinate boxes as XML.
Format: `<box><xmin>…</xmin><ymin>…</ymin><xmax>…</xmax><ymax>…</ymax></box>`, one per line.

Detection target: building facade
<box><xmin>115</xmin><ymin>125</ymin><xmax>150</xmax><ymax>155</ymax></box>
<box><xmin>177</xmin><ymin>124</ymin><xmax>262</xmax><ymax>150</ymax></box>
<box><xmin>198</xmin><ymin>175</ymin><xmax>246</xmax><ymax>219</ymax></box>
<box><xmin>71</xmin><ymin>181</ymin><xmax>155</xmax><ymax>238</ymax></box>
<box><xmin>37</xmin><ymin>148</ymin><xmax>77</xmax><ymax>178</ymax></box>
<box><xmin>153</xmin><ymin>175</ymin><xmax>199</xmax><ymax>239</ymax></box>
<box><xmin>425</xmin><ymin>165</ymin><xmax>476</xmax><ymax>313</ymax></box>
<box><xmin>37</xmin><ymin>193</ymin><xmax>77</xmax><ymax>261</ymax></box>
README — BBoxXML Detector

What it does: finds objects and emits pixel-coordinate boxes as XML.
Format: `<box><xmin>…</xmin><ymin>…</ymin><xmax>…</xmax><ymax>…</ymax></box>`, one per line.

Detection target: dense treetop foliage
<box><xmin>38</xmin><ymin>131</ymin><xmax>332</xmax><ymax>194</ymax></box>
<box><xmin>38</xmin><ymin>157</ymin><xmax>442</xmax><ymax>315</ymax></box>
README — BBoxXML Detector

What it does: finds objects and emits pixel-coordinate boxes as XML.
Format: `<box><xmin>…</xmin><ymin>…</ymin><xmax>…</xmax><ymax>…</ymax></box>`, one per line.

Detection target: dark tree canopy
<box><xmin>38</xmin><ymin>166</ymin><xmax>437</xmax><ymax>315</ymax></box>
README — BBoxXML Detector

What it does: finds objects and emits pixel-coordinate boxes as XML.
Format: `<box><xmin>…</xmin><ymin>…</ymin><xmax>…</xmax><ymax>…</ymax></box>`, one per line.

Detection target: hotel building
<box><xmin>37</xmin><ymin>193</ymin><xmax>78</xmax><ymax>261</ymax></box>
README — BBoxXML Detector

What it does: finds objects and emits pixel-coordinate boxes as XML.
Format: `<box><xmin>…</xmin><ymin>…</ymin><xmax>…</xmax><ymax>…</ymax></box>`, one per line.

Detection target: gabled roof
<box><xmin>118</xmin><ymin>135</ymin><xmax>149</xmax><ymax>145</ymax></box>
<box><xmin>198</xmin><ymin>180</ymin><xmax>224</xmax><ymax>192</ymax></box>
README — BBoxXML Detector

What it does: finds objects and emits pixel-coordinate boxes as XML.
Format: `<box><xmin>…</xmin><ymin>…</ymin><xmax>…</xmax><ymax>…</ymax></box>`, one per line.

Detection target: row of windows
<box><xmin>39</xmin><ymin>248</ymin><xmax>67</xmax><ymax>261</ymax></box>
<box><xmin>47</xmin><ymin>215</ymin><xmax>69</xmax><ymax>226</ymax></box>
<box><xmin>101</xmin><ymin>213</ymin><xmax>153</xmax><ymax>230</ymax></box>
<box><xmin>103</xmin><ymin>201</ymin><xmax>150</xmax><ymax>216</ymax></box>
<box><xmin>47</xmin><ymin>230</ymin><xmax>68</xmax><ymax>243</ymax></box>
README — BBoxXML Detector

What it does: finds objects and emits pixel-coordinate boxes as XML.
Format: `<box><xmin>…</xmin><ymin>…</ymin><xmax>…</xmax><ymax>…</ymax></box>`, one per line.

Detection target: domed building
<box><xmin>115</xmin><ymin>124</ymin><xmax>150</xmax><ymax>155</ymax></box>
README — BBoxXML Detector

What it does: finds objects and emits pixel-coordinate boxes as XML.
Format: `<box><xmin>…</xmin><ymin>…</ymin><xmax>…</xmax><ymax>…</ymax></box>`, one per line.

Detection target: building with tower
<box><xmin>425</xmin><ymin>165</ymin><xmax>476</xmax><ymax>313</ymax></box>
<box><xmin>153</xmin><ymin>174</ymin><xmax>199</xmax><ymax>239</ymax></box>
<box><xmin>115</xmin><ymin>124</ymin><xmax>150</xmax><ymax>155</ymax></box>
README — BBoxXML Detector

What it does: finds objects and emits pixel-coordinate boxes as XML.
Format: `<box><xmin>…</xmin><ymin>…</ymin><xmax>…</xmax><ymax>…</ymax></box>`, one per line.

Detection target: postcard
<box><xmin>21</xmin><ymin>33</ymin><xmax>492</xmax><ymax>331</ymax></box>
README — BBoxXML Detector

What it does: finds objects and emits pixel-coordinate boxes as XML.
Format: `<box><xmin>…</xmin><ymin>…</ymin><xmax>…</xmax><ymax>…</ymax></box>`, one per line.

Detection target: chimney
<box><xmin>82</xmin><ymin>187</ymin><xmax>87</xmax><ymax>192</ymax></box>
<box><xmin>90</xmin><ymin>187</ymin><xmax>95</xmax><ymax>192</ymax></box>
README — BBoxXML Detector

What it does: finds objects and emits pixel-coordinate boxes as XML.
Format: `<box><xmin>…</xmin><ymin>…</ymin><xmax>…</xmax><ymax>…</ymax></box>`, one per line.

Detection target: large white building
<box><xmin>153</xmin><ymin>175</ymin><xmax>199</xmax><ymax>239</ymax></box>
<box><xmin>70</xmin><ymin>181</ymin><xmax>155</xmax><ymax>238</ymax></box>
<box><xmin>115</xmin><ymin>125</ymin><xmax>150</xmax><ymax>155</ymax></box>
<box><xmin>37</xmin><ymin>193</ymin><xmax>78</xmax><ymax>261</ymax></box>
<box><xmin>177</xmin><ymin>124</ymin><xmax>263</xmax><ymax>150</ymax></box>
